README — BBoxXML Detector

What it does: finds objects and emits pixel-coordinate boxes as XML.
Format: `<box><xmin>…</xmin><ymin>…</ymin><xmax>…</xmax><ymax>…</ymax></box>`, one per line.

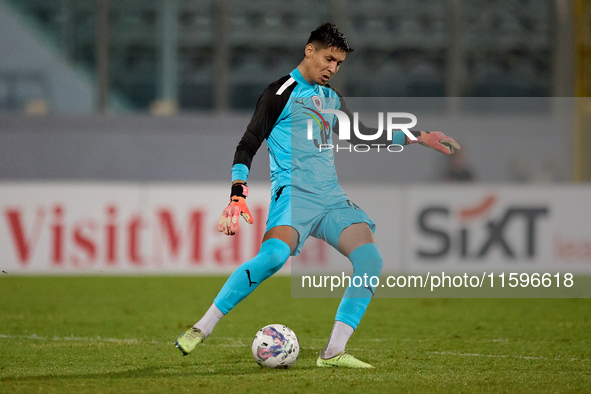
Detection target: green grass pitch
<box><xmin>1</xmin><ymin>276</ymin><xmax>590</xmax><ymax>393</ymax></box>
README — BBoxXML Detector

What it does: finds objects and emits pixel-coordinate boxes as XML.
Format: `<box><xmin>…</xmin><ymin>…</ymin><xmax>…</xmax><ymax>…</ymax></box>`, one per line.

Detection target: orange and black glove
<box><xmin>217</xmin><ymin>183</ymin><xmax>254</xmax><ymax>235</ymax></box>
<box><xmin>408</xmin><ymin>131</ymin><xmax>461</xmax><ymax>154</ymax></box>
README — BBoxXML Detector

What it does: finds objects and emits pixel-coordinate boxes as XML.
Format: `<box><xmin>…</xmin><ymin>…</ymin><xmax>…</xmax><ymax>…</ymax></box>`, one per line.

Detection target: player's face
<box><xmin>305</xmin><ymin>45</ymin><xmax>347</xmax><ymax>85</ymax></box>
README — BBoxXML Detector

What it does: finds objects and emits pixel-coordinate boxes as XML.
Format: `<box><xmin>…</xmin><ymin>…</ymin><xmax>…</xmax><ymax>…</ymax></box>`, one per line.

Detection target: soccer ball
<box><xmin>251</xmin><ymin>324</ymin><xmax>300</xmax><ymax>368</ymax></box>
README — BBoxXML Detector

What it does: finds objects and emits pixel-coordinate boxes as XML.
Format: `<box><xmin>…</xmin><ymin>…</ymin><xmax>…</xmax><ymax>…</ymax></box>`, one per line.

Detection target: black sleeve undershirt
<box><xmin>232</xmin><ymin>75</ymin><xmax>297</xmax><ymax>169</ymax></box>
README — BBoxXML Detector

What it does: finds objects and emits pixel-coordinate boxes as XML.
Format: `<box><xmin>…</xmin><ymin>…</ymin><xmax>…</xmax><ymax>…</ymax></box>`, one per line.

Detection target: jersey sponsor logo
<box><xmin>304</xmin><ymin>106</ymin><xmax>331</xmax><ymax>148</ymax></box>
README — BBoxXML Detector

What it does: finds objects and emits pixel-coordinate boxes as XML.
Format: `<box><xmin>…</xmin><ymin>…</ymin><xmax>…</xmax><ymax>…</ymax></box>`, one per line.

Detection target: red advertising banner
<box><xmin>1</xmin><ymin>183</ymin><xmax>590</xmax><ymax>275</ymax></box>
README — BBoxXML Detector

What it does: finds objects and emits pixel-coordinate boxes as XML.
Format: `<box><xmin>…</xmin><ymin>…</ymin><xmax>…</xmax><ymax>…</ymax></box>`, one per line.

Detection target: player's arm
<box><xmin>332</xmin><ymin>90</ymin><xmax>460</xmax><ymax>154</ymax></box>
<box><xmin>218</xmin><ymin>76</ymin><xmax>295</xmax><ymax>235</ymax></box>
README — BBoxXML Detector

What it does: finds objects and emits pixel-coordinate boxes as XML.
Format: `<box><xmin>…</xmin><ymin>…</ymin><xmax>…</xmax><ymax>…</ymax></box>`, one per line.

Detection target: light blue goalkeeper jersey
<box><xmin>268</xmin><ymin>67</ymin><xmax>341</xmax><ymax>190</ymax></box>
<box><xmin>231</xmin><ymin>67</ymin><xmax>406</xmax><ymax>192</ymax></box>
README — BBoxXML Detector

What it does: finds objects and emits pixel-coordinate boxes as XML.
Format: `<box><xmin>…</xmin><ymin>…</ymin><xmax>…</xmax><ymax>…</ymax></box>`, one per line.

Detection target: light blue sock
<box><xmin>214</xmin><ymin>238</ymin><xmax>290</xmax><ymax>314</ymax></box>
<box><xmin>335</xmin><ymin>243</ymin><xmax>383</xmax><ymax>330</ymax></box>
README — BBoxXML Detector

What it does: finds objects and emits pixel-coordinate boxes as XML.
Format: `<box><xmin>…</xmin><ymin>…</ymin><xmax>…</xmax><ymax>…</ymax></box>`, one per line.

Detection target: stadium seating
<box><xmin>4</xmin><ymin>0</ymin><xmax>553</xmax><ymax>110</ymax></box>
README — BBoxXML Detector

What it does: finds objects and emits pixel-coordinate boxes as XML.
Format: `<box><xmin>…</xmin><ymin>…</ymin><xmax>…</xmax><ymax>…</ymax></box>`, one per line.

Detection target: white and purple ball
<box><xmin>251</xmin><ymin>324</ymin><xmax>300</xmax><ymax>368</ymax></box>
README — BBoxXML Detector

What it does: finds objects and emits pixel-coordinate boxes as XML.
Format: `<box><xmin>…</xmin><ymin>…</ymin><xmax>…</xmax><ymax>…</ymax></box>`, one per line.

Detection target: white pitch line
<box><xmin>428</xmin><ymin>351</ymin><xmax>543</xmax><ymax>360</ymax></box>
<box><xmin>1</xmin><ymin>335</ymin><xmax>587</xmax><ymax>362</ymax></box>
<box><xmin>0</xmin><ymin>334</ymin><xmax>324</xmax><ymax>351</ymax></box>
<box><xmin>0</xmin><ymin>334</ymin><xmax>259</xmax><ymax>349</ymax></box>
<box><xmin>427</xmin><ymin>351</ymin><xmax>589</xmax><ymax>362</ymax></box>
<box><xmin>0</xmin><ymin>334</ymin><xmax>162</xmax><ymax>344</ymax></box>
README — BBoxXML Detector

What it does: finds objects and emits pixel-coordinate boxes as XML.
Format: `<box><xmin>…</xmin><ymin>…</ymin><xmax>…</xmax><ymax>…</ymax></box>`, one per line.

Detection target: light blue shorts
<box><xmin>266</xmin><ymin>183</ymin><xmax>376</xmax><ymax>256</ymax></box>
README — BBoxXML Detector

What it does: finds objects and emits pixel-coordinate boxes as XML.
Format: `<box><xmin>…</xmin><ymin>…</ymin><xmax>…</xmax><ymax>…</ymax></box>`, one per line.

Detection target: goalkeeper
<box><xmin>175</xmin><ymin>22</ymin><xmax>460</xmax><ymax>368</ymax></box>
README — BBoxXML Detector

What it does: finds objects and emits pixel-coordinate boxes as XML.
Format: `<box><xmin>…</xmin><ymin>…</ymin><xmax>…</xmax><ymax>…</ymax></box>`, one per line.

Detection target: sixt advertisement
<box><xmin>403</xmin><ymin>185</ymin><xmax>591</xmax><ymax>273</ymax></box>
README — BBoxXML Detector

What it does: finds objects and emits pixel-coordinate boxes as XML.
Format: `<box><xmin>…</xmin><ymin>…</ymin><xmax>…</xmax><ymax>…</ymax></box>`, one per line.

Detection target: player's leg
<box><xmin>317</xmin><ymin>222</ymin><xmax>382</xmax><ymax>368</ymax></box>
<box><xmin>175</xmin><ymin>225</ymin><xmax>297</xmax><ymax>355</ymax></box>
<box><xmin>337</xmin><ymin>221</ymin><xmax>376</xmax><ymax>257</ymax></box>
<box><xmin>212</xmin><ymin>225</ymin><xmax>297</xmax><ymax>315</ymax></box>
<box><xmin>324</xmin><ymin>222</ymin><xmax>382</xmax><ymax>344</ymax></box>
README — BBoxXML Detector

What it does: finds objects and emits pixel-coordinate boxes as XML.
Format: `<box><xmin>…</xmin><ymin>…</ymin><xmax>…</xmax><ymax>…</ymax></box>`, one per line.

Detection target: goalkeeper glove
<box><xmin>217</xmin><ymin>183</ymin><xmax>254</xmax><ymax>235</ymax></box>
<box><xmin>408</xmin><ymin>131</ymin><xmax>460</xmax><ymax>154</ymax></box>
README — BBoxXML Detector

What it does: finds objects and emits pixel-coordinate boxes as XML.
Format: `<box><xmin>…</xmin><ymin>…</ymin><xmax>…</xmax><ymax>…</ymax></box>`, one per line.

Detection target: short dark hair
<box><xmin>307</xmin><ymin>22</ymin><xmax>353</xmax><ymax>53</ymax></box>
